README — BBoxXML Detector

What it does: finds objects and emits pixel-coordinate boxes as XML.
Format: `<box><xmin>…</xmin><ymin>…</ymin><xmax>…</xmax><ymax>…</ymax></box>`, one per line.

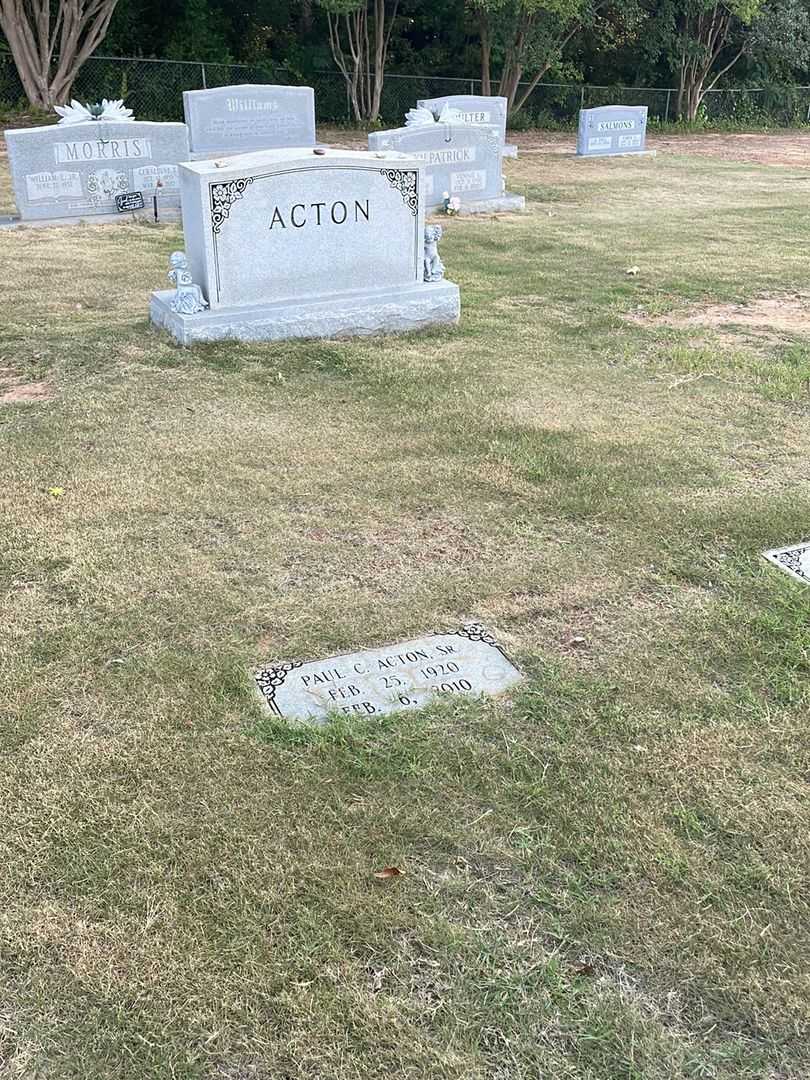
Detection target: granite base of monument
<box><xmin>0</xmin><ymin>206</ymin><xmax>181</xmax><ymax>230</ymax></box>
<box><xmin>450</xmin><ymin>192</ymin><xmax>525</xmax><ymax>216</ymax></box>
<box><xmin>575</xmin><ymin>148</ymin><xmax>657</xmax><ymax>160</ymax></box>
<box><xmin>151</xmin><ymin>280</ymin><xmax>460</xmax><ymax>345</ymax></box>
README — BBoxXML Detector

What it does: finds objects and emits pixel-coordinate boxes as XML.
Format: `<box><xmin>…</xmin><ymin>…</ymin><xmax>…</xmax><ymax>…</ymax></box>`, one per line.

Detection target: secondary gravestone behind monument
<box><xmin>183</xmin><ymin>84</ymin><xmax>316</xmax><ymax>159</ymax></box>
<box><xmin>4</xmin><ymin>119</ymin><xmax>189</xmax><ymax>222</ymax></box>
<box><xmin>417</xmin><ymin>94</ymin><xmax>517</xmax><ymax>157</ymax></box>
<box><xmin>576</xmin><ymin>105</ymin><xmax>651</xmax><ymax>158</ymax></box>
<box><xmin>367</xmin><ymin>122</ymin><xmax>524</xmax><ymax>214</ymax></box>
<box><xmin>150</xmin><ymin>147</ymin><xmax>460</xmax><ymax>343</ymax></box>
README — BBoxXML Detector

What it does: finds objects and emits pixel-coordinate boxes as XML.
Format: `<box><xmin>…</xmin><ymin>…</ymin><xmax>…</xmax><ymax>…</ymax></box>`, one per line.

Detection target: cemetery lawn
<box><xmin>3</xmin><ymin>136</ymin><xmax>810</xmax><ymax>1080</ymax></box>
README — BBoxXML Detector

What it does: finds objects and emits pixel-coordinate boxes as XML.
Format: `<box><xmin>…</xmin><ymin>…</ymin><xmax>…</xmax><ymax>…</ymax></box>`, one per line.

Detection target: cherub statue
<box><xmin>423</xmin><ymin>224</ymin><xmax>445</xmax><ymax>283</ymax></box>
<box><xmin>167</xmin><ymin>251</ymin><xmax>208</xmax><ymax>315</ymax></box>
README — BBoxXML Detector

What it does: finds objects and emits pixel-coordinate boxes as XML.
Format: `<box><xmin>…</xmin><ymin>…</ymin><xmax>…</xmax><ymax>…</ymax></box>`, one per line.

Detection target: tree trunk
<box><xmin>327</xmin><ymin>7</ymin><xmax>364</xmax><ymax>122</ymax></box>
<box><xmin>327</xmin><ymin>0</ymin><xmax>396</xmax><ymax>123</ymax></box>
<box><xmin>0</xmin><ymin>0</ymin><xmax>120</xmax><ymax>108</ymax></box>
<box><xmin>477</xmin><ymin>10</ymin><xmax>491</xmax><ymax>95</ymax></box>
<box><xmin>674</xmin><ymin>4</ymin><xmax>741</xmax><ymax>123</ymax></box>
<box><xmin>497</xmin><ymin>25</ymin><xmax>527</xmax><ymax>111</ymax></box>
<box><xmin>497</xmin><ymin>10</ymin><xmax>535</xmax><ymax>111</ymax></box>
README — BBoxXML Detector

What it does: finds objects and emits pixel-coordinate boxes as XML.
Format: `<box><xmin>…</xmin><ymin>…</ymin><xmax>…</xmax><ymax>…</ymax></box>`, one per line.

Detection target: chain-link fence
<box><xmin>2</xmin><ymin>53</ymin><xmax>810</xmax><ymax>128</ymax></box>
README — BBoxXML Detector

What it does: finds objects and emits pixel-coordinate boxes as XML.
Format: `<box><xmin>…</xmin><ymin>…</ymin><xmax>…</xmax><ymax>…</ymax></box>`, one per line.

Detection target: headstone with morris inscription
<box><xmin>4</xmin><ymin>113</ymin><xmax>188</xmax><ymax>223</ymax></box>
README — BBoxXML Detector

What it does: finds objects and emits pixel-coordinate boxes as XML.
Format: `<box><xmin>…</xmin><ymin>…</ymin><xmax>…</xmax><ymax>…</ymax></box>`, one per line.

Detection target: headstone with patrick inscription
<box><xmin>368</xmin><ymin>117</ymin><xmax>524</xmax><ymax>215</ymax></box>
<box><xmin>417</xmin><ymin>93</ymin><xmax>517</xmax><ymax>157</ymax></box>
<box><xmin>183</xmin><ymin>84</ymin><xmax>316</xmax><ymax>159</ymax></box>
<box><xmin>3</xmin><ymin>99</ymin><xmax>188</xmax><ymax>224</ymax></box>
<box><xmin>149</xmin><ymin>146</ymin><xmax>460</xmax><ymax>343</ymax></box>
<box><xmin>254</xmin><ymin>623</ymin><xmax>522</xmax><ymax>724</ymax></box>
<box><xmin>576</xmin><ymin>105</ymin><xmax>653</xmax><ymax>158</ymax></box>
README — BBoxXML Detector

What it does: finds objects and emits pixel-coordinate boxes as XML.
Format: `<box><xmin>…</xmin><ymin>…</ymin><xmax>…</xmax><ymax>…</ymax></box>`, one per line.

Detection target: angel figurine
<box><xmin>167</xmin><ymin>251</ymin><xmax>208</xmax><ymax>315</ymax></box>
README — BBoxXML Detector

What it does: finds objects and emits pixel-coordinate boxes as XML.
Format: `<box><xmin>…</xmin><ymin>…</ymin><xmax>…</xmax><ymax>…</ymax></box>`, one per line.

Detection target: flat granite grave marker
<box><xmin>417</xmin><ymin>94</ymin><xmax>517</xmax><ymax>157</ymax></box>
<box><xmin>367</xmin><ymin>122</ymin><xmax>524</xmax><ymax>215</ymax></box>
<box><xmin>576</xmin><ymin>105</ymin><xmax>652</xmax><ymax>158</ymax></box>
<box><xmin>255</xmin><ymin>623</ymin><xmax>522</xmax><ymax>723</ymax></box>
<box><xmin>149</xmin><ymin>146</ymin><xmax>460</xmax><ymax>343</ymax></box>
<box><xmin>5</xmin><ymin>119</ymin><xmax>189</xmax><ymax>223</ymax></box>
<box><xmin>763</xmin><ymin>541</ymin><xmax>810</xmax><ymax>586</ymax></box>
<box><xmin>183</xmin><ymin>84</ymin><xmax>316</xmax><ymax>159</ymax></box>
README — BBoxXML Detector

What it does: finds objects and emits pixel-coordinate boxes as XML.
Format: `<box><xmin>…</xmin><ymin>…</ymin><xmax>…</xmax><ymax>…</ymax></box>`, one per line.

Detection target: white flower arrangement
<box><xmin>441</xmin><ymin>192</ymin><xmax>461</xmax><ymax>216</ymax></box>
<box><xmin>404</xmin><ymin>105</ymin><xmax>438</xmax><ymax>127</ymax></box>
<box><xmin>54</xmin><ymin>98</ymin><xmax>134</xmax><ymax>125</ymax></box>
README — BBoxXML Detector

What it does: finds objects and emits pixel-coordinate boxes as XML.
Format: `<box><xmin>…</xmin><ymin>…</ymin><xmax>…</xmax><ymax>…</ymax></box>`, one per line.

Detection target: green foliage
<box><xmin>13</xmin><ymin>0</ymin><xmax>810</xmax><ymax>123</ymax></box>
<box><xmin>749</xmin><ymin>0</ymin><xmax>810</xmax><ymax>78</ymax></box>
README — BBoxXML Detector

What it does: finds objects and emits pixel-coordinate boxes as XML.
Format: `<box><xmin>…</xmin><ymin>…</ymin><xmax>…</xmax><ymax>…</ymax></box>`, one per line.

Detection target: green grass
<box><xmin>2</xmin><ymin>140</ymin><xmax>810</xmax><ymax>1079</ymax></box>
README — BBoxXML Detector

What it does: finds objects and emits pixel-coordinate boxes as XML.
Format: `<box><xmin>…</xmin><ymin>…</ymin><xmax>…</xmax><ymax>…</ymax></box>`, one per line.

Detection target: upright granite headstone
<box><xmin>5</xmin><ymin>120</ymin><xmax>189</xmax><ymax>222</ymax></box>
<box><xmin>417</xmin><ymin>94</ymin><xmax>517</xmax><ymax>157</ymax></box>
<box><xmin>367</xmin><ymin>122</ymin><xmax>524</xmax><ymax>215</ymax></box>
<box><xmin>149</xmin><ymin>147</ymin><xmax>460</xmax><ymax>343</ymax></box>
<box><xmin>576</xmin><ymin>105</ymin><xmax>650</xmax><ymax>158</ymax></box>
<box><xmin>183</xmin><ymin>84</ymin><xmax>316</xmax><ymax>159</ymax></box>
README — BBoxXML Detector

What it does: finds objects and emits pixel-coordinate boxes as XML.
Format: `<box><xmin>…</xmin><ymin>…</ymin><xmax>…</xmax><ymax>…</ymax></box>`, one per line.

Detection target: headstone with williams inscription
<box><xmin>183</xmin><ymin>84</ymin><xmax>316</xmax><ymax>159</ymax></box>
<box><xmin>150</xmin><ymin>146</ymin><xmax>460</xmax><ymax>343</ymax></box>
<box><xmin>576</xmin><ymin>105</ymin><xmax>652</xmax><ymax>158</ymax></box>
<box><xmin>254</xmin><ymin>624</ymin><xmax>522</xmax><ymax>724</ymax></box>
<box><xmin>4</xmin><ymin>120</ymin><xmax>188</xmax><ymax>222</ymax></box>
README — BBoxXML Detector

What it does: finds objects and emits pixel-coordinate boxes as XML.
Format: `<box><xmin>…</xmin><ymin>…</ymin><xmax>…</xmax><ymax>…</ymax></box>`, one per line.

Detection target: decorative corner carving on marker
<box><xmin>763</xmin><ymin>542</ymin><xmax>810</xmax><ymax>586</ymax></box>
<box><xmin>455</xmin><ymin>622</ymin><xmax>499</xmax><ymax>649</ymax></box>
<box><xmin>255</xmin><ymin>661</ymin><xmax>303</xmax><ymax>715</ymax></box>
<box><xmin>380</xmin><ymin>169</ymin><xmax>419</xmax><ymax>216</ymax></box>
<box><xmin>210</xmin><ymin>176</ymin><xmax>254</xmax><ymax>234</ymax></box>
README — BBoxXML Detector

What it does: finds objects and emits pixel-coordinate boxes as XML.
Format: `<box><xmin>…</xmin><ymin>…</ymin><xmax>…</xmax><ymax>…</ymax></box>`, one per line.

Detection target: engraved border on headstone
<box><xmin>254</xmin><ymin>623</ymin><xmax>522</xmax><ymax>723</ymax></box>
<box><xmin>207</xmin><ymin>164</ymin><xmax>421</xmax><ymax>306</ymax></box>
<box><xmin>763</xmin><ymin>541</ymin><xmax>810</xmax><ymax>586</ymax></box>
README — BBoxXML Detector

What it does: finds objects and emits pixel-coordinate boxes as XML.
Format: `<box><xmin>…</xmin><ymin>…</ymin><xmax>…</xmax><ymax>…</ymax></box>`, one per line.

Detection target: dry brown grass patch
<box><xmin>630</xmin><ymin>293</ymin><xmax>810</xmax><ymax>343</ymax></box>
<box><xmin>0</xmin><ymin>364</ymin><xmax>53</xmax><ymax>404</ymax></box>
